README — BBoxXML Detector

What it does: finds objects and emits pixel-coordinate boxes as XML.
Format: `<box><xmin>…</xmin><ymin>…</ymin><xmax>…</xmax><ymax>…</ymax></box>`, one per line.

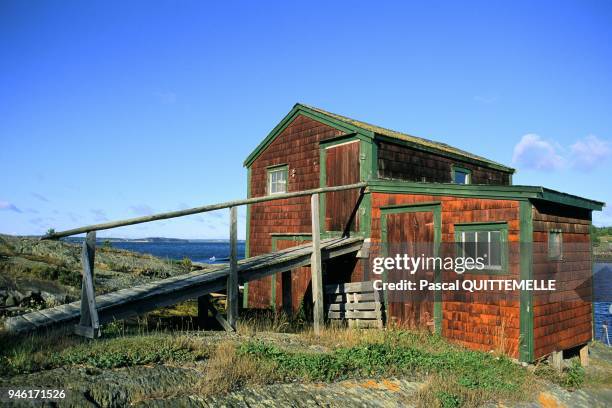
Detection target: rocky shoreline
<box><xmin>0</xmin><ymin>234</ymin><xmax>205</xmax><ymax>326</ymax></box>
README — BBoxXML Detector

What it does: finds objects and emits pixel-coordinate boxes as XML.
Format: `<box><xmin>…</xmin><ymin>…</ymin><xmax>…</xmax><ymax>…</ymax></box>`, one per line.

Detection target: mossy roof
<box><xmin>244</xmin><ymin>103</ymin><xmax>515</xmax><ymax>173</ymax></box>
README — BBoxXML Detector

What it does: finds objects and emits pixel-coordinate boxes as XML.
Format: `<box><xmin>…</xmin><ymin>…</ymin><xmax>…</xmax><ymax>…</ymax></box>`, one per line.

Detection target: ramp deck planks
<box><xmin>4</xmin><ymin>236</ymin><xmax>363</xmax><ymax>334</ymax></box>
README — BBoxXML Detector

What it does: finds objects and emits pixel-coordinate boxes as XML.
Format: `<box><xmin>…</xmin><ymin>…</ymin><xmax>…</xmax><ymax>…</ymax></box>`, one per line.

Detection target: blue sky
<box><xmin>1</xmin><ymin>0</ymin><xmax>611</xmax><ymax>239</ymax></box>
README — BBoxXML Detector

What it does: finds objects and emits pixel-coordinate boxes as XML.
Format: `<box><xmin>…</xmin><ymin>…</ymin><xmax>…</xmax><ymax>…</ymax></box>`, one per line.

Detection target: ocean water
<box><xmin>108</xmin><ymin>241</ymin><xmax>246</xmax><ymax>264</ymax></box>
<box><xmin>594</xmin><ymin>262</ymin><xmax>612</xmax><ymax>346</ymax></box>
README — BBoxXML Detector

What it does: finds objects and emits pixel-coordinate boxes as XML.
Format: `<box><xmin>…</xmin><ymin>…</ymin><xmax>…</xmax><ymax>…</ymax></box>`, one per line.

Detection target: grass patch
<box><xmin>196</xmin><ymin>341</ymin><xmax>279</xmax><ymax>397</ymax></box>
<box><xmin>53</xmin><ymin>334</ymin><xmax>208</xmax><ymax>369</ymax></box>
<box><xmin>0</xmin><ymin>328</ymin><xmax>209</xmax><ymax>375</ymax></box>
<box><xmin>239</xmin><ymin>338</ymin><xmax>526</xmax><ymax>390</ymax></box>
<box><xmin>237</xmin><ymin>331</ymin><xmax>533</xmax><ymax>406</ymax></box>
<box><xmin>534</xmin><ymin>358</ymin><xmax>585</xmax><ymax>390</ymax></box>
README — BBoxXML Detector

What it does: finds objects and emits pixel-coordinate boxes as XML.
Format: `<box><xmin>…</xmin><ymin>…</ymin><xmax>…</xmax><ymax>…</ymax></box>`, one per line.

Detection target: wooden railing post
<box><xmin>310</xmin><ymin>194</ymin><xmax>324</xmax><ymax>334</ymax></box>
<box><xmin>227</xmin><ymin>206</ymin><xmax>238</xmax><ymax>330</ymax></box>
<box><xmin>74</xmin><ymin>231</ymin><xmax>101</xmax><ymax>338</ymax></box>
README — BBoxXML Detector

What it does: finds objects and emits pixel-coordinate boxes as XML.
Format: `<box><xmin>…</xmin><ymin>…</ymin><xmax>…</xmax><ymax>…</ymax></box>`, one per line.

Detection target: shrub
<box><xmin>181</xmin><ymin>257</ymin><xmax>192</xmax><ymax>271</ymax></box>
<box><xmin>564</xmin><ymin>360</ymin><xmax>585</xmax><ymax>389</ymax></box>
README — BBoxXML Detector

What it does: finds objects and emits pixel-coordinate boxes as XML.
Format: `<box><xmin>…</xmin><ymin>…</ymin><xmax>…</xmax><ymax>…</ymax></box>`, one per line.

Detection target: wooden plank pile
<box><xmin>325</xmin><ymin>281</ymin><xmax>384</xmax><ymax>328</ymax></box>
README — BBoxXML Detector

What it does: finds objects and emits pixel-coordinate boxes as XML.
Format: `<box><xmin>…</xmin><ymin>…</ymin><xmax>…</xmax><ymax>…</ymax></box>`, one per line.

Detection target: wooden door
<box><xmin>324</xmin><ymin>141</ymin><xmax>361</xmax><ymax>232</ymax></box>
<box><xmin>385</xmin><ymin>210</ymin><xmax>436</xmax><ymax>330</ymax></box>
<box><xmin>273</xmin><ymin>238</ymin><xmax>312</xmax><ymax>314</ymax></box>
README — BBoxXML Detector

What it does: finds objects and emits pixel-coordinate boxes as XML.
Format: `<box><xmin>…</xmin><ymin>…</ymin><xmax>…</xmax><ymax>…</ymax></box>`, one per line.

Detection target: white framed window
<box><xmin>267</xmin><ymin>165</ymin><xmax>288</xmax><ymax>195</ymax></box>
<box><xmin>548</xmin><ymin>229</ymin><xmax>563</xmax><ymax>260</ymax></box>
<box><xmin>452</xmin><ymin>166</ymin><xmax>472</xmax><ymax>184</ymax></box>
<box><xmin>455</xmin><ymin>223</ymin><xmax>508</xmax><ymax>272</ymax></box>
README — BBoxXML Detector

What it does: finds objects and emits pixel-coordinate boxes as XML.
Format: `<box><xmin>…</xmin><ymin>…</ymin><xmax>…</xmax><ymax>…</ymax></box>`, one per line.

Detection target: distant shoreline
<box><xmin>0</xmin><ymin>234</ymin><xmax>245</xmax><ymax>244</ymax></box>
<box><xmin>62</xmin><ymin>237</ymin><xmax>246</xmax><ymax>244</ymax></box>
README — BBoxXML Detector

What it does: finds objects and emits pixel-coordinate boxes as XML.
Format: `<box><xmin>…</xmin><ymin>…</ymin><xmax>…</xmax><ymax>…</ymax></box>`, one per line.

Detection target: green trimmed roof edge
<box><xmin>368</xmin><ymin>180</ymin><xmax>605</xmax><ymax>211</ymax></box>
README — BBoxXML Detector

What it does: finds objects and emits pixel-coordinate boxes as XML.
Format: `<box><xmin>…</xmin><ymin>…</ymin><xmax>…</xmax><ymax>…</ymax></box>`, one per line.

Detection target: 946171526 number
<box><xmin>2</xmin><ymin>388</ymin><xmax>66</xmax><ymax>400</ymax></box>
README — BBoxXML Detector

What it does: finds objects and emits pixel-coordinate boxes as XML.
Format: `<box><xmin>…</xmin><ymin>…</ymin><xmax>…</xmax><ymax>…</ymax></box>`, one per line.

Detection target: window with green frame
<box><xmin>548</xmin><ymin>229</ymin><xmax>563</xmax><ymax>260</ymax></box>
<box><xmin>454</xmin><ymin>222</ymin><xmax>508</xmax><ymax>273</ymax></box>
<box><xmin>452</xmin><ymin>165</ymin><xmax>471</xmax><ymax>184</ymax></box>
<box><xmin>267</xmin><ymin>165</ymin><xmax>288</xmax><ymax>195</ymax></box>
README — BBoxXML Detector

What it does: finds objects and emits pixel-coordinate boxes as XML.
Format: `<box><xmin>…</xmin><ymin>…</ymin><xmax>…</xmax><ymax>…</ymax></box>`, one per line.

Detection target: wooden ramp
<box><xmin>5</xmin><ymin>237</ymin><xmax>363</xmax><ymax>334</ymax></box>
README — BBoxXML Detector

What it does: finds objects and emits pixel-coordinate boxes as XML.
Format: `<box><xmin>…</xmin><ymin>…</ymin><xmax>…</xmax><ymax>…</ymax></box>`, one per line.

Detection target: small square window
<box><xmin>452</xmin><ymin>166</ymin><xmax>471</xmax><ymax>184</ymax></box>
<box><xmin>455</xmin><ymin>223</ymin><xmax>508</xmax><ymax>273</ymax></box>
<box><xmin>267</xmin><ymin>166</ymin><xmax>288</xmax><ymax>195</ymax></box>
<box><xmin>548</xmin><ymin>230</ymin><xmax>563</xmax><ymax>260</ymax></box>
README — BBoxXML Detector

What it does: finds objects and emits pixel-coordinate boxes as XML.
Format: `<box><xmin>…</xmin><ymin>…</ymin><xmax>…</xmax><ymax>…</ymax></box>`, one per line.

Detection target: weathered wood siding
<box><xmin>247</xmin><ymin>114</ymin><xmax>344</xmax><ymax>308</ymax></box>
<box><xmin>370</xmin><ymin>192</ymin><xmax>521</xmax><ymax>357</ymax></box>
<box><xmin>532</xmin><ymin>201</ymin><xmax>592</xmax><ymax>359</ymax></box>
<box><xmin>324</xmin><ymin>141</ymin><xmax>361</xmax><ymax>232</ymax></box>
<box><xmin>274</xmin><ymin>238</ymin><xmax>312</xmax><ymax>313</ymax></box>
<box><xmin>377</xmin><ymin>140</ymin><xmax>511</xmax><ymax>184</ymax></box>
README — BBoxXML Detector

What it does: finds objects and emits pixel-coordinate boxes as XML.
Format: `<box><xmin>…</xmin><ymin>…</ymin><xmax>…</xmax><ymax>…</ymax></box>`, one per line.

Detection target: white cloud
<box><xmin>570</xmin><ymin>135</ymin><xmax>612</xmax><ymax>171</ymax></box>
<box><xmin>512</xmin><ymin>134</ymin><xmax>566</xmax><ymax>171</ymax></box>
<box><xmin>0</xmin><ymin>201</ymin><xmax>22</xmax><ymax>213</ymax></box>
<box><xmin>512</xmin><ymin>133</ymin><xmax>611</xmax><ymax>172</ymax></box>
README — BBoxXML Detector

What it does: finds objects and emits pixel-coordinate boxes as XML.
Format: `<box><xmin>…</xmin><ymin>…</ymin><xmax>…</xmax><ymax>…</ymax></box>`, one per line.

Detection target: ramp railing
<box><xmin>42</xmin><ymin>182</ymin><xmax>367</xmax><ymax>337</ymax></box>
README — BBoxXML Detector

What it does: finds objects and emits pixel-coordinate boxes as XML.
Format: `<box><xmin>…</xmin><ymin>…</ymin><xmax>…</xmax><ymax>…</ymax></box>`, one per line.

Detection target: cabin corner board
<box><xmin>519</xmin><ymin>200</ymin><xmax>534</xmax><ymax>362</ymax></box>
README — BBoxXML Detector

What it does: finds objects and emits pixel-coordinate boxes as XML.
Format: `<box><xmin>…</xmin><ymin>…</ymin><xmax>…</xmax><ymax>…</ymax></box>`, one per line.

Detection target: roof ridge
<box><xmin>297</xmin><ymin>103</ymin><xmax>514</xmax><ymax>172</ymax></box>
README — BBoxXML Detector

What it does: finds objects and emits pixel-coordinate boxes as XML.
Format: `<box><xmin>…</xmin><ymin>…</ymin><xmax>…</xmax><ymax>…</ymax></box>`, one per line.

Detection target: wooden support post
<box><xmin>282</xmin><ymin>271</ymin><xmax>292</xmax><ymax>315</ymax></box>
<box><xmin>227</xmin><ymin>206</ymin><xmax>238</xmax><ymax>330</ymax></box>
<box><xmin>550</xmin><ymin>350</ymin><xmax>563</xmax><ymax>371</ymax></box>
<box><xmin>579</xmin><ymin>344</ymin><xmax>589</xmax><ymax>367</ymax></box>
<box><xmin>74</xmin><ymin>231</ymin><xmax>101</xmax><ymax>338</ymax></box>
<box><xmin>197</xmin><ymin>295</ymin><xmax>211</xmax><ymax>328</ymax></box>
<box><xmin>310</xmin><ymin>194</ymin><xmax>324</xmax><ymax>335</ymax></box>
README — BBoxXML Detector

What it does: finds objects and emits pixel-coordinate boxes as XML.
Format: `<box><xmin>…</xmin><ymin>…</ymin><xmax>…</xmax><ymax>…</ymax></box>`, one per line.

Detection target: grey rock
<box><xmin>5</xmin><ymin>295</ymin><xmax>16</xmax><ymax>306</ymax></box>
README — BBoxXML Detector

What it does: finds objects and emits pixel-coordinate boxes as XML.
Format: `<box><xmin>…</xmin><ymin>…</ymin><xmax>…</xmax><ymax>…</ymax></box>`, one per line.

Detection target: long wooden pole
<box><xmin>42</xmin><ymin>183</ymin><xmax>367</xmax><ymax>240</ymax></box>
<box><xmin>310</xmin><ymin>194</ymin><xmax>324</xmax><ymax>335</ymax></box>
<box><xmin>227</xmin><ymin>206</ymin><xmax>238</xmax><ymax>330</ymax></box>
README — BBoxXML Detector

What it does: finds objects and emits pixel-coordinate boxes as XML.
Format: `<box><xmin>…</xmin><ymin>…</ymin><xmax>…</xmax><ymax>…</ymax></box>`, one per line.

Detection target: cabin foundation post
<box><xmin>310</xmin><ymin>194</ymin><xmax>324</xmax><ymax>335</ymax></box>
<box><xmin>197</xmin><ymin>295</ymin><xmax>211</xmax><ymax>328</ymax></box>
<box><xmin>74</xmin><ymin>231</ymin><xmax>101</xmax><ymax>339</ymax></box>
<box><xmin>281</xmin><ymin>271</ymin><xmax>292</xmax><ymax>315</ymax></box>
<box><xmin>199</xmin><ymin>294</ymin><xmax>234</xmax><ymax>332</ymax></box>
<box><xmin>227</xmin><ymin>206</ymin><xmax>238</xmax><ymax>330</ymax></box>
<box><xmin>550</xmin><ymin>350</ymin><xmax>563</xmax><ymax>371</ymax></box>
<box><xmin>579</xmin><ymin>344</ymin><xmax>589</xmax><ymax>367</ymax></box>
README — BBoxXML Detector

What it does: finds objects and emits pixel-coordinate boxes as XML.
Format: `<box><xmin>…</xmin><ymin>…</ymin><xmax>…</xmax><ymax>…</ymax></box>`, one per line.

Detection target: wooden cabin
<box><xmin>242</xmin><ymin>103</ymin><xmax>604</xmax><ymax>362</ymax></box>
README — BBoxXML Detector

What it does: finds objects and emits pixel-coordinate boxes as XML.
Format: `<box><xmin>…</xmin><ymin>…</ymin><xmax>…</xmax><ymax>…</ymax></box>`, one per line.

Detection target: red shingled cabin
<box><xmin>242</xmin><ymin>103</ymin><xmax>604</xmax><ymax>362</ymax></box>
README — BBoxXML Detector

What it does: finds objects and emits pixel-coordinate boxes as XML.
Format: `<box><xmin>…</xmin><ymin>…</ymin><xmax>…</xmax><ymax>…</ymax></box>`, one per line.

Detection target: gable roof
<box><xmin>244</xmin><ymin>103</ymin><xmax>515</xmax><ymax>173</ymax></box>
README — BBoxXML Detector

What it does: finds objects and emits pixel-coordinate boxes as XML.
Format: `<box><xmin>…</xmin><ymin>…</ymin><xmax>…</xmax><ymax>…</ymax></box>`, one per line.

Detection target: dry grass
<box><xmin>415</xmin><ymin>375</ymin><xmax>487</xmax><ymax>408</ymax></box>
<box><xmin>494</xmin><ymin>317</ymin><xmax>510</xmax><ymax>356</ymax></box>
<box><xmin>195</xmin><ymin>341</ymin><xmax>279</xmax><ymax>397</ymax></box>
<box><xmin>298</xmin><ymin>325</ymin><xmax>384</xmax><ymax>349</ymax></box>
<box><xmin>236</xmin><ymin>310</ymin><xmax>295</xmax><ymax>335</ymax></box>
<box><xmin>298</xmin><ymin>325</ymin><xmax>457</xmax><ymax>355</ymax></box>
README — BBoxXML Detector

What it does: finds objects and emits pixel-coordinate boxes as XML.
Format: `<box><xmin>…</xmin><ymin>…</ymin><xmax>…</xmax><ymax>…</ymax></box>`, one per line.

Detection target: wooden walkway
<box><xmin>5</xmin><ymin>236</ymin><xmax>363</xmax><ymax>334</ymax></box>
